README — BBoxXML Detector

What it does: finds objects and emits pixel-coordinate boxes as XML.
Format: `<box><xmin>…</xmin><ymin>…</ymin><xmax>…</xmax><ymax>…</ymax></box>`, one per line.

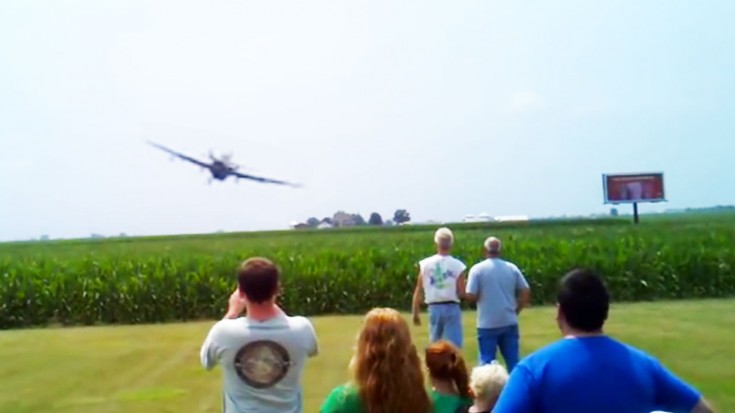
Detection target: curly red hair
<box><xmin>425</xmin><ymin>340</ymin><xmax>470</xmax><ymax>399</ymax></box>
<box><xmin>350</xmin><ymin>308</ymin><xmax>432</xmax><ymax>413</ymax></box>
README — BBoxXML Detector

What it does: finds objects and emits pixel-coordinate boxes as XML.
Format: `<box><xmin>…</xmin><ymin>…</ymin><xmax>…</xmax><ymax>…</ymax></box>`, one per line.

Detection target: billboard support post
<box><xmin>633</xmin><ymin>202</ymin><xmax>639</xmax><ymax>224</ymax></box>
<box><xmin>602</xmin><ymin>172</ymin><xmax>666</xmax><ymax>224</ymax></box>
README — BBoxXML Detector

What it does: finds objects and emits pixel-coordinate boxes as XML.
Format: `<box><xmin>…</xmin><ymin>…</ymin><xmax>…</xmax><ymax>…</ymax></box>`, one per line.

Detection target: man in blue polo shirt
<box><xmin>493</xmin><ymin>268</ymin><xmax>715</xmax><ymax>413</ymax></box>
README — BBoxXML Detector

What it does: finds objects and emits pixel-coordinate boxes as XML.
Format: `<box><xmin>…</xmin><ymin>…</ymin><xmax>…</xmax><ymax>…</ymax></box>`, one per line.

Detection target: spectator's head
<box><xmin>237</xmin><ymin>257</ymin><xmax>280</xmax><ymax>305</ymax></box>
<box><xmin>434</xmin><ymin>227</ymin><xmax>454</xmax><ymax>252</ymax></box>
<box><xmin>468</xmin><ymin>362</ymin><xmax>509</xmax><ymax>410</ymax></box>
<box><xmin>556</xmin><ymin>268</ymin><xmax>609</xmax><ymax>334</ymax></box>
<box><xmin>350</xmin><ymin>307</ymin><xmax>431</xmax><ymax>413</ymax></box>
<box><xmin>483</xmin><ymin>236</ymin><xmax>502</xmax><ymax>258</ymax></box>
<box><xmin>425</xmin><ymin>340</ymin><xmax>470</xmax><ymax>399</ymax></box>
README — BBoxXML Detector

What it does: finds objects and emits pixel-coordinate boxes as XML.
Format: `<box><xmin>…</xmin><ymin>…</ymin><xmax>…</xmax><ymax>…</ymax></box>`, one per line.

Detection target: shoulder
<box><xmin>327</xmin><ymin>383</ymin><xmax>358</xmax><ymax>398</ymax></box>
<box><xmin>617</xmin><ymin>340</ymin><xmax>662</xmax><ymax>368</ymax></box>
<box><xmin>287</xmin><ymin>315</ymin><xmax>317</xmax><ymax>333</ymax></box>
<box><xmin>503</xmin><ymin>261</ymin><xmax>526</xmax><ymax>278</ymax></box>
<box><xmin>203</xmin><ymin>317</ymin><xmax>245</xmax><ymax>345</ymax></box>
<box><xmin>517</xmin><ymin>338</ymin><xmax>573</xmax><ymax>369</ymax></box>
<box><xmin>450</xmin><ymin>256</ymin><xmax>467</xmax><ymax>268</ymax></box>
<box><xmin>469</xmin><ymin>260</ymin><xmax>488</xmax><ymax>272</ymax></box>
<box><xmin>321</xmin><ymin>383</ymin><xmax>361</xmax><ymax>411</ymax></box>
<box><xmin>209</xmin><ymin>317</ymin><xmax>240</xmax><ymax>335</ymax></box>
<box><xmin>418</xmin><ymin>255</ymin><xmax>437</xmax><ymax>267</ymax></box>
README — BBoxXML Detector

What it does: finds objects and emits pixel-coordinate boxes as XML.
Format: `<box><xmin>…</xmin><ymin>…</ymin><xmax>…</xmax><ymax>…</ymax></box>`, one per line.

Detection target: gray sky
<box><xmin>1</xmin><ymin>0</ymin><xmax>734</xmax><ymax>241</ymax></box>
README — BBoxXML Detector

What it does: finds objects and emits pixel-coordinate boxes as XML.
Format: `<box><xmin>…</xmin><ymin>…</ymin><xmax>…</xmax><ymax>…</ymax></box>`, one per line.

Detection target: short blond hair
<box><xmin>434</xmin><ymin>227</ymin><xmax>454</xmax><ymax>247</ymax></box>
<box><xmin>469</xmin><ymin>362</ymin><xmax>508</xmax><ymax>401</ymax></box>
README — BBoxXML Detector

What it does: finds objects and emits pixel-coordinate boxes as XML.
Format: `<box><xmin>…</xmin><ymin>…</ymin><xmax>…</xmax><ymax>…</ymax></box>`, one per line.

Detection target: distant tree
<box><xmin>385</xmin><ymin>219</ymin><xmax>394</xmax><ymax>226</ymax></box>
<box><xmin>306</xmin><ymin>217</ymin><xmax>320</xmax><ymax>227</ymax></box>
<box><xmin>352</xmin><ymin>214</ymin><xmax>366</xmax><ymax>226</ymax></box>
<box><xmin>393</xmin><ymin>209</ymin><xmax>411</xmax><ymax>224</ymax></box>
<box><xmin>321</xmin><ymin>217</ymin><xmax>333</xmax><ymax>225</ymax></box>
<box><xmin>610</xmin><ymin>208</ymin><xmax>619</xmax><ymax>217</ymax></box>
<box><xmin>368</xmin><ymin>212</ymin><xmax>383</xmax><ymax>226</ymax></box>
<box><xmin>40</xmin><ymin>235</ymin><xmax>49</xmax><ymax>241</ymax></box>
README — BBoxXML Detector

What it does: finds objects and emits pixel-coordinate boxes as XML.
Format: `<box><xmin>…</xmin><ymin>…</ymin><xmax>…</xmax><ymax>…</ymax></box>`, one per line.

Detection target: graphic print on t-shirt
<box><xmin>233</xmin><ymin>340</ymin><xmax>292</xmax><ymax>389</ymax></box>
<box><xmin>429</xmin><ymin>261</ymin><xmax>456</xmax><ymax>289</ymax></box>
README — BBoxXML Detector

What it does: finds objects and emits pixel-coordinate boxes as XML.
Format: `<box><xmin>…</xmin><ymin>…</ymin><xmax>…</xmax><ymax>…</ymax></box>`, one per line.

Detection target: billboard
<box><xmin>603</xmin><ymin>172</ymin><xmax>666</xmax><ymax>204</ymax></box>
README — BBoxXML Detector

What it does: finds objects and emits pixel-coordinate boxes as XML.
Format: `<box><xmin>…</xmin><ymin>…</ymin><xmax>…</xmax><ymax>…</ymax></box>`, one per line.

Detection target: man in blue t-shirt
<box><xmin>493</xmin><ymin>268</ymin><xmax>715</xmax><ymax>413</ymax></box>
<box><xmin>465</xmin><ymin>236</ymin><xmax>531</xmax><ymax>372</ymax></box>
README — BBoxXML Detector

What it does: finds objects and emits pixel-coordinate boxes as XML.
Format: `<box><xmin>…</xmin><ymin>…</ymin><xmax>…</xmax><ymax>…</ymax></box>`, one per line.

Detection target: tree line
<box><xmin>297</xmin><ymin>209</ymin><xmax>411</xmax><ymax>228</ymax></box>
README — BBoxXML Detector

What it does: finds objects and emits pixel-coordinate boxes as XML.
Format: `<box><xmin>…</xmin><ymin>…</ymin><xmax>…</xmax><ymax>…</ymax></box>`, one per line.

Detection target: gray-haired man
<box><xmin>412</xmin><ymin>227</ymin><xmax>468</xmax><ymax>348</ymax></box>
<box><xmin>465</xmin><ymin>237</ymin><xmax>531</xmax><ymax>371</ymax></box>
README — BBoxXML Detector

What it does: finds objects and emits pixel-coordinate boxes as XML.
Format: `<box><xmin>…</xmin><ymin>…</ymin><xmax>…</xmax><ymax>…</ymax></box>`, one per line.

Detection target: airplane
<box><xmin>147</xmin><ymin>141</ymin><xmax>301</xmax><ymax>187</ymax></box>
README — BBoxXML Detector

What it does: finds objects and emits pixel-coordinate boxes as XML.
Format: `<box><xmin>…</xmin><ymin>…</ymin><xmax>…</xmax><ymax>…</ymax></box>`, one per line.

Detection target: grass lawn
<box><xmin>1</xmin><ymin>299</ymin><xmax>733</xmax><ymax>412</ymax></box>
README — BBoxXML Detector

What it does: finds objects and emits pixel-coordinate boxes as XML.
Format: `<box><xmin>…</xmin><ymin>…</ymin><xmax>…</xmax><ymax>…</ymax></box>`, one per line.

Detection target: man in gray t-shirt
<box><xmin>465</xmin><ymin>237</ymin><xmax>530</xmax><ymax>372</ymax></box>
<box><xmin>200</xmin><ymin>257</ymin><xmax>319</xmax><ymax>413</ymax></box>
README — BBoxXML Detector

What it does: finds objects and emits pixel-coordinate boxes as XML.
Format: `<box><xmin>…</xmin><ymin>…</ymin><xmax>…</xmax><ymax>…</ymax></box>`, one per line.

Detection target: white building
<box><xmin>462</xmin><ymin>212</ymin><xmax>495</xmax><ymax>223</ymax></box>
<box><xmin>495</xmin><ymin>215</ymin><xmax>529</xmax><ymax>222</ymax></box>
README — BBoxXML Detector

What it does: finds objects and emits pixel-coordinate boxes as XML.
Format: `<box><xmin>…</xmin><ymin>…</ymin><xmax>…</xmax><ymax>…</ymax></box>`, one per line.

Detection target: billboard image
<box><xmin>603</xmin><ymin>172</ymin><xmax>665</xmax><ymax>204</ymax></box>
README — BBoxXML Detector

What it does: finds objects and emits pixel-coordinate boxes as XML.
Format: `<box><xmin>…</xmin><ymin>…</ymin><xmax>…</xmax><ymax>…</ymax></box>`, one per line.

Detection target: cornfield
<box><xmin>1</xmin><ymin>215</ymin><xmax>734</xmax><ymax>329</ymax></box>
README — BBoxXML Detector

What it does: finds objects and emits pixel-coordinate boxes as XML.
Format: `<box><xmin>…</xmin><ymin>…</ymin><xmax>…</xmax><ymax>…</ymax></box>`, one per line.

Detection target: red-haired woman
<box><xmin>320</xmin><ymin>307</ymin><xmax>433</xmax><ymax>413</ymax></box>
<box><xmin>425</xmin><ymin>340</ymin><xmax>473</xmax><ymax>413</ymax></box>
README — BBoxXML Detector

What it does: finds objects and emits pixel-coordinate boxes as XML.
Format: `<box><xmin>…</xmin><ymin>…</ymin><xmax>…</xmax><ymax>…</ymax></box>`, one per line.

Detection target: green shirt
<box><xmin>431</xmin><ymin>390</ymin><xmax>473</xmax><ymax>413</ymax></box>
<box><xmin>320</xmin><ymin>384</ymin><xmax>365</xmax><ymax>413</ymax></box>
<box><xmin>319</xmin><ymin>384</ymin><xmax>472</xmax><ymax>413</ymax></box>
<box><xmin>321</xmin><ymin>384</ymin><xmax>453</xmax><ymax>413</ymax></box>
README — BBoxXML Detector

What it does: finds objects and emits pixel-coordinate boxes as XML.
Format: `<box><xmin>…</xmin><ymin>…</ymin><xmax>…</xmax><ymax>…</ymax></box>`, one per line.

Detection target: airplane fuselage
<box><xmin>209</xmin><ymin>161</ymin><xmax>234</xmax><ymax>180</ymax></box>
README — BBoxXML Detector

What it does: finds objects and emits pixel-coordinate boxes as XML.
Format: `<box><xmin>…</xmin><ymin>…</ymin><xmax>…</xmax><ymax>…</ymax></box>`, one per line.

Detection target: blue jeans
<box><xmin>428</xmin><ymin>303</ymin><xmax>463</xmax><ymax>349</ymax></box>
<box><xmin>477</xmin><ymin>324</ymin><xmax>520</xmax><ymax>372</ymax></box>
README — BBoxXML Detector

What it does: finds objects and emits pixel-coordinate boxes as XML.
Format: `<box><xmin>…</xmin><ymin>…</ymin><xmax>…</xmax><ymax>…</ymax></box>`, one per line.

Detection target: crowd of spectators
<box><xmin>199</xmin><ymin>230</ymin><xmax>715</xmax><ymax>413</ymax></box>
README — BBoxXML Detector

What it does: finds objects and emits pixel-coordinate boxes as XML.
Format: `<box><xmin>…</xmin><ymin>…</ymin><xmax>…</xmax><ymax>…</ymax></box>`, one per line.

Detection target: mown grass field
<box><xmin>1</xmin><ymin>300</ymin><xmax>734</xmax><ymax>413</ymax></box>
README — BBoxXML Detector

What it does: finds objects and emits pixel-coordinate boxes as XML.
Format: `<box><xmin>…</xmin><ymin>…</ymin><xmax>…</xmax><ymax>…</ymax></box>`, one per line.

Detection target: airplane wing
<box><xmin>232</xmin><ymin>170</ymin><xmax>302</xmax><ymax>187</ymax></box>
<box><xmin>147</xmin><ymin>141</ymin><xmax>210</xmax><ymax>169</ymax></box>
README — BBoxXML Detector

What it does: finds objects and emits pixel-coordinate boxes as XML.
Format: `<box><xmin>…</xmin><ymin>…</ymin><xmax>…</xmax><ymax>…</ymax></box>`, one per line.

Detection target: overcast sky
<box><xmin>1</xmin><ymin>0</ymin><xmax>734</xmax><ymax>241</ymax></box>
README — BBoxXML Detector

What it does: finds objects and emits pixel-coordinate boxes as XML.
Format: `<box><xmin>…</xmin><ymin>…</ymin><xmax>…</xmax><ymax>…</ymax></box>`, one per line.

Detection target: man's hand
<box><xmin>412</xmin><ymin>312</ymin><xmax>421</xmax><ymax>326</ymax></box>
<box><xmin>225</xmin><ymin>288</ymin><xmax>247</xmax><ymax>319</ymax></box>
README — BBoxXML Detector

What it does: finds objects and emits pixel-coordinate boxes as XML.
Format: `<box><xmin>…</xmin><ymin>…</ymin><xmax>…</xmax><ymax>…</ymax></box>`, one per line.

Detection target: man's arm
<box><xmin>691</xmin><ymin>399</ymin><xmax>716</xmax><ymax>413</ymax></box>
<box><xmin>411</xmin><ymin>268</ymin><xmax>423</xmax><ymax>325</ymax></box>
<box><xmin>306</xmin><ymin>319</ymin><xmax>319</xmax><ymax>358</ymax></box>
<box><xmin>456</xmin><ymin>270</ymin><xmax>468</xmax><ymax>300</ymax></box>
<box><xmin>201</xmin><ymin>288</ymin><xmax>246</xmax><ymax>370</ymax></box>
<box><xmin>652</xmin><ymin>357</ymin><xmax>714</xmax><ymax>413</ymax></box>
<box><xmin>200</xmin><ymin>322</ymin><xmax>222</xmax><ymax>371</ymax></box>
<box><xmin>514</xmin><ymin>266</ymin><xmax>531</xmax><ymax>315</ymax></box>
<box><xmin>464</xmin><ymin>266</ymin><xmax>479</xmax><ymax>303</ymax></box>
<box><xmin>516</xmin><ymin>288</ymin><xmax>531</xmax><ymax>315</ymax></box>
<box><xmin>492</xmin><ymin>364</ymin><xmax>536</xmax><ymax>413</ymax></box>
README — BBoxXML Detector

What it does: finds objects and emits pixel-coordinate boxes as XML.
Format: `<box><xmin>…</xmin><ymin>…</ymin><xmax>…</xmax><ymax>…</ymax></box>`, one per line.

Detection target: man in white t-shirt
<box><xmin>200</xmin><ymin>257</ymin><xmax>319</xmax><ymax>413</ymax></box>
<box><xmin>412</xmin><ymin>227</ymin><xmax>468</xmax><ymax>348</ymax></box>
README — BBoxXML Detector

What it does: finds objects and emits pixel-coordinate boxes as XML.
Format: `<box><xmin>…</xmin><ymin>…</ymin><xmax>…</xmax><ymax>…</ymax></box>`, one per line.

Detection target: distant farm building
<box><xmin>463</xmin><ymin>213</ymin><xmax>494</xmax><ymax>223</ymax></box>
<box><xmin>495</xmin><ymin>215</ymin><xmax>529</xmax><ymax>222</ymax></box>
<box><xmin>332</xmin><ymin>211</ymin><xmax>356</xmax><ymax>227</ymax></box>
